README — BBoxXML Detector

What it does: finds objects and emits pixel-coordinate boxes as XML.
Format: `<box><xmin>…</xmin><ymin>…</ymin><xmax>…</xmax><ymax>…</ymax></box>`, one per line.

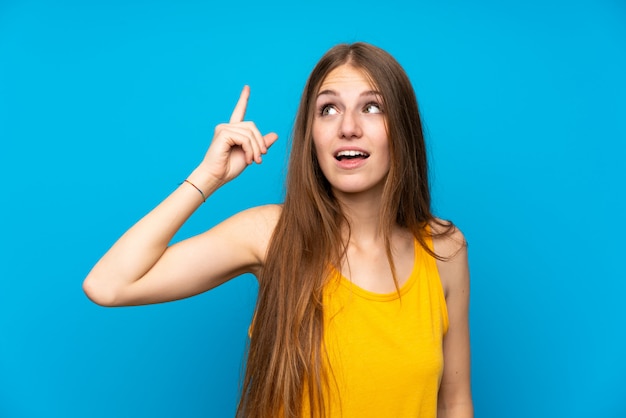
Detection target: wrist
<box><xmin>185</xmin><ymin>167</ymin><xmax>224</xmax><ymax>198</ymax></box>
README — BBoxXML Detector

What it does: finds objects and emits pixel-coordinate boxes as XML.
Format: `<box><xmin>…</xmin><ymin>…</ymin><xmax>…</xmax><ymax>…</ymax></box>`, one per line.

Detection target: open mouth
<box><xmin>335</xmin><ymin>150</ymin><xmax>370</xmax><ymax>161</ymax></box>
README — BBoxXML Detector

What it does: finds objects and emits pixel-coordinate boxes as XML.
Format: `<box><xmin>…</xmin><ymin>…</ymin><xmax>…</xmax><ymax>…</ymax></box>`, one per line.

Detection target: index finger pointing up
<box><xmin>229</xmin><ymin>85</ymin><xmax>250</xmax><ymax>123</ymax></box>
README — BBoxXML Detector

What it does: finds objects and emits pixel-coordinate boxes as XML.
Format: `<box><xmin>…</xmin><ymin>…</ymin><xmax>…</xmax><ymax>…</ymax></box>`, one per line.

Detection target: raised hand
<box><xmin>83</xmin><ymin>86</ymin><xmax>280</xmax><ymax>307</ymax></box>
<box><xmin>199</xmin><ymin>86</ymin><xmax>279</xmax><ymax>185</ymax></box>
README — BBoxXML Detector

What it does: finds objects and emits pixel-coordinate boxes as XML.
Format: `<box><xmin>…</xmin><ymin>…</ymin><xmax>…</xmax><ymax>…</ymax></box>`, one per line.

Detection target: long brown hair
<box><xmin>236</xmin><ymin>42</ymin><xmax>453</xmax><ymax>418</ymax></box>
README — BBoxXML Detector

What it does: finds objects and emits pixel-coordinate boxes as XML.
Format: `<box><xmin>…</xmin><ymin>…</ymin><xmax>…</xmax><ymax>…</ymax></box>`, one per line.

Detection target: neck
<box><xmin>334</xmin><ymin>188</ymin><xmax>387</xmax><ymax>245</ymax></box>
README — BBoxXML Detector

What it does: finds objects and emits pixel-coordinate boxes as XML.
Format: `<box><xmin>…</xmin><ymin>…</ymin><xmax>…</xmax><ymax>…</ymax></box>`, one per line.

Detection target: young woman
<box><xmin>84</xmin><ymin>42</ymin><xmax>473</xmax><ymax>418</ymax></box>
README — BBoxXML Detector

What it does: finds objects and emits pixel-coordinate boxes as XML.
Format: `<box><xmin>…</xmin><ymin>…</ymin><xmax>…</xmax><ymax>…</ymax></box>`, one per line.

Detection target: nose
<box><xmin>339</xmin><ymin>110</ymin><xmax>362</xmax><ymax>139</ymax></box>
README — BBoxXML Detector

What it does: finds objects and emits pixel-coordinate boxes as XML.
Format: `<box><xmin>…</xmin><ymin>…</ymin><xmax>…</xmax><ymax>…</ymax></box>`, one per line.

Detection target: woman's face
<box><xmin>312</xmin><ymin>64</ymin><xmax>390</xmax><ymax>198</ymax></box>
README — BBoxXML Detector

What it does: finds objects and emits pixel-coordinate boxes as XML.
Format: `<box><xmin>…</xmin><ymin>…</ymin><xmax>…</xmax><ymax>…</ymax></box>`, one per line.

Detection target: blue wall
<box><xmin>1</xmin><ymin>1</ymin><xmax>624</xmax><ymax>417</ymax></box>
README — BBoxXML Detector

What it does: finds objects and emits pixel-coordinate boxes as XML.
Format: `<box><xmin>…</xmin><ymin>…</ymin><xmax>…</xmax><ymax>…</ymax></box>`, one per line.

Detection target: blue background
<box><xmin>1</xmin><ymin>0</ymin><xmax>625</xmax><ymax>417</ymax></box>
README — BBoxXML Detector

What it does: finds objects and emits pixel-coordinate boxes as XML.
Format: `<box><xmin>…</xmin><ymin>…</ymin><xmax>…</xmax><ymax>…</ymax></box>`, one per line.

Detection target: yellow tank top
<box><xmin>312</xmin><ymin>236</ymin><xmax>449</xmax><ymax>417</ymax></box>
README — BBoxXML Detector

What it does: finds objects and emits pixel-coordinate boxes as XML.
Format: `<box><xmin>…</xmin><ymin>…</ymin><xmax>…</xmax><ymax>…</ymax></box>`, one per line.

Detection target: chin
<box><xmin>330</xmin><ymin>180</ymin><xmax>386</xmax><ymax>197</ymax></box>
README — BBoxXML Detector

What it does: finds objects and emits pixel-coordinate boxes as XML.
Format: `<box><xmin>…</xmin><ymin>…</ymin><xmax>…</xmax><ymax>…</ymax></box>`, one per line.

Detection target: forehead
<box><xmin>318</xmin><ymin>64</ymin><xmax>376</xmax><ymax>92</ymax></box>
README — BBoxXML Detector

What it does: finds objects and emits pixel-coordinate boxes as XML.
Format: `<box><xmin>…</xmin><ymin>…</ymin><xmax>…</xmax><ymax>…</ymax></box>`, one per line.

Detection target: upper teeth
<box><xmin>336</xmin><ymin>150</ymin><xmax>367</xmax><ymax>157</ymax></box>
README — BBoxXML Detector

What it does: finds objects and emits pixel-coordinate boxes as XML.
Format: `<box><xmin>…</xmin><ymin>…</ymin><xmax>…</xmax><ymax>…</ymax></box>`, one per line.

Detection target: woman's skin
<box><xmin>82</xmin><ymin>85</ymin><xmax>279</xmax><ymax>307</ymax></box>
<box><xmin>83</xmin><ymin>64</ymin><xmax>473</xmax><ymax>417</ymax></box>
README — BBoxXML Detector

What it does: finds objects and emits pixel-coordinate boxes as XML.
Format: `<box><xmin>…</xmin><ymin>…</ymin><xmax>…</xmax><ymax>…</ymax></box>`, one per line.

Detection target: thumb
<box><xmin>263</xmin><ymin>132</ymin><xmax>279</xmax><ymax>149</ymax></box>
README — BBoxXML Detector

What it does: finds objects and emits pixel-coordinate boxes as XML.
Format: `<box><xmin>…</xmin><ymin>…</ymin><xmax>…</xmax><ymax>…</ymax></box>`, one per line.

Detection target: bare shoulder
<box><xmin>238</xmin><ymin>203</ymin><xmax>282</xmax><ymax>228</ymax></box>
<box><xmin>429</xmin><ymin>218</ymin><xmax>466</xmax><ymax>258</ymax></box>
<box><xmin>430</xmin><ymin>219</ymin><xmax>469</xmax><ymax>297</ymax></box>
<box><xmin>226</xmin><ymin>204</ymin><xmax>282</xmax><ymax>268</ymax></box>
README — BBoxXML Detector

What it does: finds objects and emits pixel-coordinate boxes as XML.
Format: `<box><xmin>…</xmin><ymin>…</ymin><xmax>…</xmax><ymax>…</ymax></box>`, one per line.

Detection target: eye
<box><xmin>364</xmin><ymin>102</ymin><xmax>383</xmax><ymax>114</ymax></box>
<box><xmin>319</xmin><ymin>104</ymin><xmax>338</xmax><ymax>116</ymax></box>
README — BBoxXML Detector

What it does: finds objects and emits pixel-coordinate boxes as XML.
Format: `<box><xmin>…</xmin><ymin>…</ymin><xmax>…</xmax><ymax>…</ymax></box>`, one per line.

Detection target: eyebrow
<box><xmin>316</xmin><ymin>89</ymin><xmax>382</xmax><ymax>98</ymax></box>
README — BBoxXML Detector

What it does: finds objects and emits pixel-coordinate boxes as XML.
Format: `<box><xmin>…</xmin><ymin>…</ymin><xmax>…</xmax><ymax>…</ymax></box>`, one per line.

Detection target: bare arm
<box><xmin>83</xmin><ymin>86</ymin><xmax>279</xmax><ymax>307</ymax></box>
<box><xmin>434</xmin><ymin>227</ymin><xmax>474</xmax><ymax>418</ymax></box>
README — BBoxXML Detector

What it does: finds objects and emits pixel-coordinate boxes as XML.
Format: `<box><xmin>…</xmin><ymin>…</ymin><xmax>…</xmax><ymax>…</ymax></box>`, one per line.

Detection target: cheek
<box><xmin>311</xmin><ymin>134</ymin><xmax>329</xmax><ymax>173</ymax></box>
<box><xmin>311</xmin><ymin>123</ymin><xmax>321</xmax><ymax>150</ymax></box>
<box><xmin>312</xmin><ymin>125</ymin><xmax>332</xmax><ymax>154</ymax></box>
<box><xmin>311</xmin><ymin>135</ymin><xmax>323</xmax><ymax>160</ymax></box>
<box><xmin>375</xmin><ymin>131</ymin><xmax>390</xmax><ymax>162</ymax></box>
<box><xmin>378</xmin><ymin>146</ymin><xmax>390</xmax><ymax>171</ymax></box>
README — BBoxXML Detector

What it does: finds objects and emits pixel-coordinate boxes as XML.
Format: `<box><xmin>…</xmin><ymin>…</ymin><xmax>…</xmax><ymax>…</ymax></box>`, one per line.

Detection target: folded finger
<box><xmin>226</xmin><ymin>126</ymin><xmax>263</xmax><ymax>164</ymax></box>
